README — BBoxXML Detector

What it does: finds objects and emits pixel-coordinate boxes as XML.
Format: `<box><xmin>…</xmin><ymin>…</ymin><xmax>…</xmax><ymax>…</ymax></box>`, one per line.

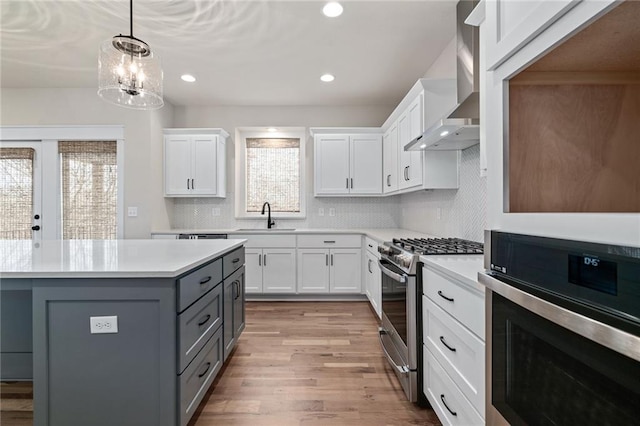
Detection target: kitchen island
<box><xmin>0</xmin><ymin>239</ymin><xmax>246</xmax><ymax>426</ymax></box>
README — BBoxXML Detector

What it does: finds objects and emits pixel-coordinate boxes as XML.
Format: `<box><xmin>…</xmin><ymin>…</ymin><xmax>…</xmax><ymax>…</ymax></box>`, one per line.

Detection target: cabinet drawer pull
<box><xmin>232</xmin><ymin>258</ymin><xmax>240</xmax><ymax>264</ymax></box>
<box><xmin>198</xmin><ymin>314</ymin><xmax>211</xmax><ymax>327</ymax></box>
<box><xmin>439</xmin><ymin>336</ymin><xmax>456</xmax><ymax>352</ymax></box>
<box><xmin>437</xmin><ymin>290</ymin><xmax>454</xmax><ymax>302</ymax></box>
<box><xmin>440</xmin><ymin>394</ymin><xmax>457</xmax><ymax>416</ymax></box>
<box><xmin>198</xmin><ymin>362</ymin><xmax>211</xmax><ymax>378</ymax></box>
<box><xmin>323</xmin><ymin>240</ymin><xmax>335</xmax><ymax>244</ymax></box>
<box><xmin>199</xmin><ymin>276</ymin><xmax>212</xmax><ymax>285</ymax></box>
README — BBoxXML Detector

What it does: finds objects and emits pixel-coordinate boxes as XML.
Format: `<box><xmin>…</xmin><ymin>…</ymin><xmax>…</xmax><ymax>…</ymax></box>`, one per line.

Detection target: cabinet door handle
<box><xmin>368</xmin><ymin>259</ymin><xmax>372</xmax><ymax>273</ymax></box>
<box><xmin>437</xmin><ymin>290</ymin><xmax>454</xmax><ymax>302</ymax></box>
<box><xmin>198</xmin><ymin>314</ymin><xmax>211</xmax><ymax>327</ymax></box>
<box><xmin>187</xmin><ymin>178</ymin><xmax>190</xmax><ymax>190</ymax></box>
<box><xmin>346</xmin><ymin>178</ymin><xmax>349</xmax><ymax>189</ymax></box>
<box><xmin>439</xmin><ymin>336</ymin><xmax>456</xmax><ymax>352</ymax></box>
<box><xmin>387</xmin><ymin>174</ymin><xmax>391</xmax><ymax>187</ymax></box>
<box><xmin>331</xmin><ymin>254</ymin><xmax>333</xmax><ymax>266</ymax></box>
<box><xmin>258</xmin><ymin>254</ymin><xmax>261</xmax><ymax>266</ymax></box>
<box><xmin>350</xmin><ymin>178</ymin><xmax>353</xmax><ymax>189</ymax></box>
<box><xmin>440</xmin><ymin>394</ymin><xmax>457</xmax><ymax>416</ymax></box>
<box><xmin>406</xmin><ymin>166</ymin><xmax>410</xmax><ymax>181</ymax></box>
<box><xmin>199</xmin><ymin>276</ymin><xmax>212</xmax><ymax>285</ymax></box>
<box><xmin>326</xmin><ymin>254</ymin><xmax>329</xmax><ymax>266</ymax></box>
<box><xmin>191</xmin><ymin>178</ymin><xmax>195</xmax><ymax>189</ymax></box>
<box><xmin>235</xmin><ymin>280</ymin><xmax>241</xmax><ymax>300</ymax></box>
<box><xmin>198</xmin><ymin>362</ymin><xmax>211</xmax><ymax>378</ymax></box>
<box><xmin>263</xmin><ymin>254</ymin><xmax>267</xmax><ymax>266</ymax></box>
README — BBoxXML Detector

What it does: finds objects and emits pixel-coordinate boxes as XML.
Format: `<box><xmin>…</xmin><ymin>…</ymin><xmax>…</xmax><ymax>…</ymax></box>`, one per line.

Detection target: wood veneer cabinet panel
<box><xmin>508</xmin><ymin>83</ymin><xmax>640</xmax><ymax>212</ymax></box>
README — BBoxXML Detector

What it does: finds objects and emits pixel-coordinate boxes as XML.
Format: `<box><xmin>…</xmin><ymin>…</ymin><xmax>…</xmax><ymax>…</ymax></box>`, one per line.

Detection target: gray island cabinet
<box><xmin>0</xmin><ymin>239</ymin><xmax>246</xmax><ymax>426</ymax></box>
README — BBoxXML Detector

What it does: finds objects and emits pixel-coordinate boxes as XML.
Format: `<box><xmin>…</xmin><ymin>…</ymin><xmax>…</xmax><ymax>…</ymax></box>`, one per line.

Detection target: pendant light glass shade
<box><xmin>97</xmin><ymin>0</ymin><xmax>163</xmax><ymax>110</ymax></box>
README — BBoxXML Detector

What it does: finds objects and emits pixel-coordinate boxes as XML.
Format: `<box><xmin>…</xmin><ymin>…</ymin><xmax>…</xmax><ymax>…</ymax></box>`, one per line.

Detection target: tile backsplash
<box><xmin>170</xmin><ymin>145</ymin><xmax>486</xmax><ymax>240</ymax></box>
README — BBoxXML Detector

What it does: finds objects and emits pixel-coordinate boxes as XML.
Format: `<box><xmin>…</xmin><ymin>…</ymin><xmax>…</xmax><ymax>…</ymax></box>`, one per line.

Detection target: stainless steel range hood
<box><xmin>406</xmin><ymin>0</ymin><xmax>480</xmax><ymax>151</ymax></box>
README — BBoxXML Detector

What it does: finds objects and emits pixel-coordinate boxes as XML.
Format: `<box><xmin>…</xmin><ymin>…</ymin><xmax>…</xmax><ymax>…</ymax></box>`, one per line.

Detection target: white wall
<box><xmin>0</xmin><ymin>88</ymin><xmax>174</xmax><ymax>238</ymax></box>
<box><xmin>169</xmin><ymin>105</ymin><xmax>401</xmax><ymax>230</ymax></box>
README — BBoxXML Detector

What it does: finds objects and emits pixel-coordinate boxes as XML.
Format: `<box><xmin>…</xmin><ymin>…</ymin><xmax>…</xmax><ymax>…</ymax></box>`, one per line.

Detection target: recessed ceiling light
<box><xmin>267</xmin><ymin>127</ymin><xmax>278</xmax><ymax>132</ymax></box>
<box><xmin>440</xmin><ymin>130</ymin><xmax>450</xmax><ymax>137</ymax></box>
<box><xmin>320</xmin><ymin>74</ymin><xmax>335</xmax><ymax>82</ymax></box>
<box><xmin>420</xmin><ymin>144</ymin><xmax>427</xmax><ymax>149</ymax></box>
<box><xmin>181</xmin><ymin>74</ymin><xmax>196</xmax><ymax>83</ymax></box>
<box><xmin>322</xmin><ymin>2</ymin><xmax>343</xmax><ymax>17</ymax></box>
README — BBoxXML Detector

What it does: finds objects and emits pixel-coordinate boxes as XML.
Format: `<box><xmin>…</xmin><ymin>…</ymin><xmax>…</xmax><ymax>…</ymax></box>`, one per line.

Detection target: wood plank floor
<box><xmin>1</xmin><ymin>301</ymin><xmax>441</xmax><ymax>426</ymax></box>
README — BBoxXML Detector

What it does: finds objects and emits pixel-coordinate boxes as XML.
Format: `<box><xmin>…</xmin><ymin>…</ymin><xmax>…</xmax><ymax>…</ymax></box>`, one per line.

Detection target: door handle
<box><xmin>326</xmin><ymin>254</ymin><xmax>329</xmax><ymax>266</ymax></box>
<box><xmin>406</xmin><ymin>166</ymin><xmax>410</xmax><ymax>181</ymax></box>
<box><xmin>387</xmin><ymin>174</ymin><xmax>391</xmax><ymax>187</ymax></box>
<box><xmin>330</xmin><ymin>254</ymin><xmax>333</xmax><ymax>266</ymax></box>
<box><xmin>258</xmin><ymin>254</ymin><xmax>261</xmax><ymax>266</ymax></box>
<box><xmin>350</xmin><ymin>178</ymin><xmax>353</xmax><ymax>189</ymax></box>
<box><xmin>346</xmin><ymin>178</ymin><xmax>349</xmax><ymax>189</ymax></box>
<box><xmin>263</xmin><ymin>254</ymin><xmax>267</xmax><ymax>266</ymax></box>
<box><xmin>368</xmin><ymin>259</ymin><xmax>372</xmax><ymax>273</ymax></box>
<box><xmin>187</xmin><ymin>178</ymin><xmax>190</xmax><ymax>190</ymax></box>
<box><xmin>191</xmin><ymin>178</ymin><xmax>195</xmax><ymax>189</ymax></box>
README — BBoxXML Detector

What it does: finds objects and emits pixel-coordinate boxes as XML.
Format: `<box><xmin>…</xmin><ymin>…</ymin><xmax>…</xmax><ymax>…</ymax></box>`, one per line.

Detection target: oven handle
<box><xmin>479</xmin><ymin>272</ymin><xmax>640</xmax><ymax>362</ymax></box>
<box><xmin>378</xmin><ymin>260</ymin><xmax>407</xmax><ymax>283</ymax></box>
<box><xmin>378</xmin><ymin>327</ymin><xmax>409</xmax><ymax>375</ymax></box>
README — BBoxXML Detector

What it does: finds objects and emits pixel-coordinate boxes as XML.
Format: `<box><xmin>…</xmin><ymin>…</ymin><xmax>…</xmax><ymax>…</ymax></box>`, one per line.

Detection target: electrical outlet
<box><xmin>90</xmin><ymin>316</ymin><xmax>118</xmax><ymax>334</ymax></box>
<box><xmin>127</xmin><ymin>207</ymin><xmax>138</xmax><ymax>217</ymax></box>
<box><xmin>437</xmin><ymin>208</ymin><xmax>442</xmax><ymax>220</ymax></box>
<box><xmin>329</xmin><ymin>208</ymin><xmax>336</xmax><ymax>217</ymax></box>
<box><xmin>318</xmin><ymin>208</ymin><xmax>324</xmax><ymax>216</ymax></box>
<box><xmin>212</xmin><ymin>208</ymin><xmax>221</xmax><ymax>216</ymax></box>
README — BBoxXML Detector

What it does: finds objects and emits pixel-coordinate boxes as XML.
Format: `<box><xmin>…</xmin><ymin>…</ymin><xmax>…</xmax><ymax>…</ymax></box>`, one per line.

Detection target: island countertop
<box><xmin>0</xmin><ymin>239</ymin><xmax>246</xmax><ymax>279</ymax></box>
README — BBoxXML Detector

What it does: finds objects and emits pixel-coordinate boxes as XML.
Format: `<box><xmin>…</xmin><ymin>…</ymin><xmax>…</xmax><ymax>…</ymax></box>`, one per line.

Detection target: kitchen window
<box><xmin>235</xmin><ymin>128</ymin><xmax>306</xmax><ymax>219</ymax></box>
<box><xmin>0</xmin><ymin>147</ymin><xmax>36</xmax><ymax>239</ymax></box>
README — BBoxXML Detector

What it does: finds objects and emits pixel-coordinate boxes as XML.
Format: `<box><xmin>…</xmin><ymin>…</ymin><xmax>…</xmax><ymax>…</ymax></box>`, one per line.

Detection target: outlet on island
<box><xmin>90</xmin><ymin>316</ymin><xmax>118</xmax><ymax>334</ymax></box>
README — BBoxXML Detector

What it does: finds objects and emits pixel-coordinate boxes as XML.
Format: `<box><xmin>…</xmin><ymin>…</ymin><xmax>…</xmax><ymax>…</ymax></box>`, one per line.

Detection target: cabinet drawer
<box><xmin>423</xmin><ymin>266</ymin><xmax>484</xmax><ymax>339</ymax></box>
<box><xmin>423</xmin><ymin>296</ymin><xmax>485</xmax><ymax>417</ymax></box>
<box><xmin>223</xmin><ymin>246</ymin><xmax>244</xmax><ymax>278</ymax></box>
<box><xmin>235</xmin><ymin>234</ymin><xmax>296</xmax><ymax>248</ymax></box>
<box><xmin>424</xmin><ymin>347</ymin><xmax>484</xmax><ymax>426</ymax></box>
<box><xmin>364</xmin><ymin>237</ymin><xmax>380</xmax><ymax>257</ymax></box>
<box><xmin>177</xmin><ymin>259</ymin><xmax>222</xmax><ymax>313</ymax></box>
<box><xmin>179</xmin><ymin>326</ymin><xmax>223</xmax><ymax>426</ymax></box>
<box><xmin>297</xmin><ymin>234</ymin><xmax>361</xmax><ymax>248</ymax></box>
<box><xmin>178</xmin><ymin>283</ymin><xmax>223</xmax><ymax>373</ymax></box>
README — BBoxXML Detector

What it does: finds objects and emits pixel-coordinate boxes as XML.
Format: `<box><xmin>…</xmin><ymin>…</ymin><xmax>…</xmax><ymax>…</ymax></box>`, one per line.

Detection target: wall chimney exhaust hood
<box><xmin>406</xmin><ymin>0</ymin><xmax>480</xmax><ymax>151</ymax></box>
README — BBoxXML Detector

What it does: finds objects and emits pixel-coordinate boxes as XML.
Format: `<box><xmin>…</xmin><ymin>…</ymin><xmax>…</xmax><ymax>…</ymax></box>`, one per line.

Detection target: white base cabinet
<box><xmin>364</xmin><ymin>248</ymin><xmax>381</xmax><ymax>318</ymax></box>
<box><xmin>236</xmin><ymin>235</ymin><xmax>297</xmax><ymax>294</ymax></box>
<box><xmin>297</xmin><ymin>234</ymin><xmax>362</xmax><ymax>294</ymax></box>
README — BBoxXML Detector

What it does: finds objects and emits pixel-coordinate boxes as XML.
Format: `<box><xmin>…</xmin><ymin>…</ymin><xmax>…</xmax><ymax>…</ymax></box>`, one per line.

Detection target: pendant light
<box><xmin>98</xmin><ymin>0</ymin><xmax>163</xmax><ymax>110</ymax></box>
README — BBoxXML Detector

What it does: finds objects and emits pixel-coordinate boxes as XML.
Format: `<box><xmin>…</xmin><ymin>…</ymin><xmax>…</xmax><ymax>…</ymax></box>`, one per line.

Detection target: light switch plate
<box><xmin>90</xmin><ymin>316</ymin><xmax>118</xmax><ymax>334</ymax></box>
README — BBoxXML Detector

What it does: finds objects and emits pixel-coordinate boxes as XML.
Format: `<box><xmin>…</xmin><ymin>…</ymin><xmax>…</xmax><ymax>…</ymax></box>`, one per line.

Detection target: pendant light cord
<box><xmin>130</xmin><ymin>0</ymin><xmax>134</xmax><ymax>37</ymax></box>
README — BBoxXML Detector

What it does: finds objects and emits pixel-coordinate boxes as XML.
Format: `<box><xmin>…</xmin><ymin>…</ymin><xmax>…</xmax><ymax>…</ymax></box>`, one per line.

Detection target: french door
<box><xmin>0</xmin><ymin>141</ymin><xmax>43</xmax><ymax>240</ymax></box>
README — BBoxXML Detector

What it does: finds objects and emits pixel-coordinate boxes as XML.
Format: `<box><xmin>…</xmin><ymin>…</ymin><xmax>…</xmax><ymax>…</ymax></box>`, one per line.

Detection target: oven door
<box><xmin>481</xmin><ymin>273</ymin><xmax>640</xmax><ymax>426</ymax></box>
<box><xmin>378</xmin><ymin>258</ymin><xmax>418</xmax><ymax>401</ymax></box>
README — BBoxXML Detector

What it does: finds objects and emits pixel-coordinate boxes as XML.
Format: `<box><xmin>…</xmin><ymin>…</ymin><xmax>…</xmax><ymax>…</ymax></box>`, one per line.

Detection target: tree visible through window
<box><xmin>59</xmin><ymin>141</ymin><xmax>117</xmax><ymax>239</ymax></box>
<box><xmin>246</xmin><ymin>138</ymin><xmax>300</xmax><ymax>213</ymax></box>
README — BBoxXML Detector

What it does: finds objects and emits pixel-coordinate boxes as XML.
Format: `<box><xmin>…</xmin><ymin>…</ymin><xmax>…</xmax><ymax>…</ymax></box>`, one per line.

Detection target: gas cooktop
<box><xmin>391</xmin><ymin>237</ymin><xmax>484</xmax><ymax>255</ymax></box>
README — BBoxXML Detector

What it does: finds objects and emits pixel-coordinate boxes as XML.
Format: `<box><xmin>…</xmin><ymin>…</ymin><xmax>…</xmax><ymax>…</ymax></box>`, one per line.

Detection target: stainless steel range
<box><xmin>377</xmin><ymin>237</ymin><xmax>484</xmax><ymax>403</ymax></box>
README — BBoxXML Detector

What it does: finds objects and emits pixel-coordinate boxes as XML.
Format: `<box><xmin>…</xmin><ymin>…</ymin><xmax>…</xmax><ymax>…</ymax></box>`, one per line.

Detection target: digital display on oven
<box><xmin>568</xmin><ymin>254</ymin><xmax>617</xmax><ymax>295</ymax></box>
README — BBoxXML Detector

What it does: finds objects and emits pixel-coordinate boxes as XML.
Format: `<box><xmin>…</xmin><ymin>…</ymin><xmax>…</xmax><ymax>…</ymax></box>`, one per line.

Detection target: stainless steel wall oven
<box><xmin>480</xmin><ymin>231</ymin><xmax>640</xmax><ymax>425</ymax></box>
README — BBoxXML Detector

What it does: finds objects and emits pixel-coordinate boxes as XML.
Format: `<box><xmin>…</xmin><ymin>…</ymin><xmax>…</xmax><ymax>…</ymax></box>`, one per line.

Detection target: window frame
<box><xmin>235</xmin><ymin>127</ymin><xmax>306</xmax><ymax>220</ymax></box>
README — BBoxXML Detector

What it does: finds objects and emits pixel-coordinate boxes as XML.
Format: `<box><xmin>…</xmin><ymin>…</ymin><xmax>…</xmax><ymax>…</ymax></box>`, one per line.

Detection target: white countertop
<box><xmin>152</xmin><ymin>228</ymin><xmax>440</xmax><ymax>244</ymax></box>
<box><xmin>0</xmin><ymin>239</ymin><xmax>246</xmax><ymax>279</ymax></box>
<box><xmin>421</xmin><ymin>255</ymin><xmax>486</xmax><ymax>293</ymax></box>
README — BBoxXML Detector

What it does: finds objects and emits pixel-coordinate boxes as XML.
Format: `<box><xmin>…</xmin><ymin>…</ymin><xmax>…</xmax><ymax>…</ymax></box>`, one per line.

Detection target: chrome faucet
<box><xmin>261</xmin><ymin>202</ymin><xmax>275</xmax><ymax>229</ymax></box>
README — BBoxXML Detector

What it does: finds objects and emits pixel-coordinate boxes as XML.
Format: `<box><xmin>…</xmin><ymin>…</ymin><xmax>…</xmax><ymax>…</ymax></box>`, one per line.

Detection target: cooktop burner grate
<box><xmin>391</xmin><ymin>237</ymin><xmax>484</xmax><ymax>255</ymax></box>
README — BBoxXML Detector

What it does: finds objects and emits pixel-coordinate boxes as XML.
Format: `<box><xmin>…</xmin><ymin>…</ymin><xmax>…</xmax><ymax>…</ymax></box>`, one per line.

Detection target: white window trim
<box><xmin>0</xmin><ymin>125</ymin><xmax>125</xmax><ymax>239</ymax></box>
<box><xmin>235</xmin><ymin>127</ymin><xmax>306</xmax><ymax>219</ymax></box>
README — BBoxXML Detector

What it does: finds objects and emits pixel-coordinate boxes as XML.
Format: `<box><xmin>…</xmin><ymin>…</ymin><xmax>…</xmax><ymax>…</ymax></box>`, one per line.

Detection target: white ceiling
<box><xmin>0</xmin><ymin>0</ymin><xmax>457</xmax><ymax>107</ymax></box>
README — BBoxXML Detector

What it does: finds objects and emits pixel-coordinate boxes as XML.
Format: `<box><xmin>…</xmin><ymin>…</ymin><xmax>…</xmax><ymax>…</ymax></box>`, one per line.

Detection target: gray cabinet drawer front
<box><xmin>178</xmin><ymin>259</ymin><xmax>222</xmax><ymax>312</ymax></box>
<box><xmin>178</xmin><ymin>283</ymin><xmax>223</xmax><ymax>373</ymax></box>
<box><xmin>223</xmin><ymin>246</ymin><xmax>245</xmax><ymax>278</ymax></box>
<box><xmin>179</xmin><ymin>327</ymin><xmax>223</xmax><ymax>426</ymax></box>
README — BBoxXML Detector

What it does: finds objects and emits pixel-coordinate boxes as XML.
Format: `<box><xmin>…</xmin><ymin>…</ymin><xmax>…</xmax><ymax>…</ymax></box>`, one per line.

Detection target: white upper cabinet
<box><xmin>484</xmin><ymin>0</ymin><xmax>580</xmax><ymax>69</ymax></box>
<box><xmin>312</xmin><ymin>129</ymin><xmax>382</xmax><ymax>196</ymax></box>
<box><xmin>398</xmin><ymin>93</ymin><xmax>424</xmax><ymax>190</ymax></box>
<box><xmin>382</xmin><ymin>122</ymin><xmax>399</xmax><ymax>194</ymax></box>
<box><xmin>164</xmin><ymin>128</ymin><xmax>228</xmax><ymax>197</ymax></box>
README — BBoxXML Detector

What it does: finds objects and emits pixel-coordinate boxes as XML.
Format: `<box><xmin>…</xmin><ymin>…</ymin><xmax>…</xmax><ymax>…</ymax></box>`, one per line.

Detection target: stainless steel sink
<box><xmin>235</xmin><ymin>228</ymin><xmax>296</xmax><ymax>231</ymax></box>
